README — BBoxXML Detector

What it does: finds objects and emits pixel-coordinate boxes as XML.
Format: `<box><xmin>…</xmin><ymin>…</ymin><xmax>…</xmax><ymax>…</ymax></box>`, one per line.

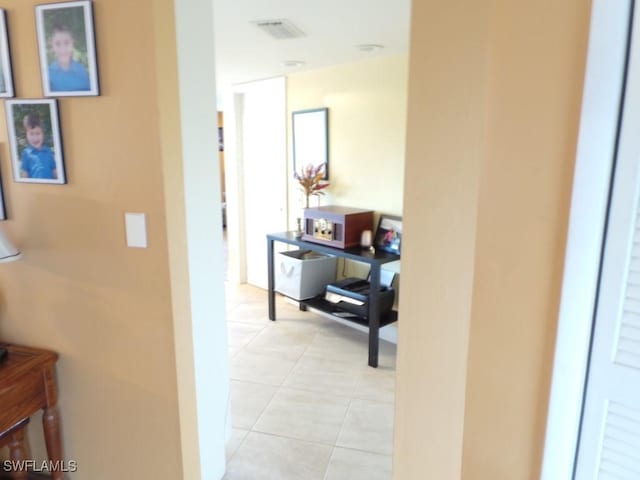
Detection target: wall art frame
<box><xmin>292</xmin><ymin>107</ymin><xmax>329</xmax><ymax>180</ymax></box>
<box><xmin>0</xmin><ymin>9</ymin><xmax>15</xmax><ymax>98</ymax></box>
<box><xmin>5</xmin><ymin>98</ymin><xmax>66</xmax><ymax>184</ymax></box>
<box><xmin>0</xmin><ymin>171</ymin><xmax>6</xmax><ymax>220</ymax></box>
<box><xmin>36</xmin><ymin>0</ymin><xmax>100</xmax><ymax>97</ymax></box>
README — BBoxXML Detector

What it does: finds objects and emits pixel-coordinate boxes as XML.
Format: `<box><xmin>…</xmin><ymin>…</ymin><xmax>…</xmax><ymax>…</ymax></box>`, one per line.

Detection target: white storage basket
<box><xmin>275</xmin><ymin>250</ymin><xmax>337</xmax><ymax>300</ymax></box>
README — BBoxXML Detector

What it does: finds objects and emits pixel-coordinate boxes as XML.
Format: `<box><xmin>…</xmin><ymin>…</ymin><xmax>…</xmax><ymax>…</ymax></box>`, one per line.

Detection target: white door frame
<box><xmin>541</xmin><ymin>1</ymin><xmax>633</xmax><ymax>478</ymax></box>
<box><xmin>165</xmin><ymin>0</ymin><xmax>229</xmax><ymax>478</ymax></box>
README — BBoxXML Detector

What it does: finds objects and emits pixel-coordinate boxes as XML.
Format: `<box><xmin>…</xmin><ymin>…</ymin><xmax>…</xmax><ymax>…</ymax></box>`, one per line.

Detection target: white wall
<box><xmin>287</xmin><ymin>55</ymin><xmax>409</xmax><ymax>226</ymax></box>
<box><xmin>162</xmin><ymin>0</ymin><xmax>229</xmax><ymax>477</ymax></box>
<box><xmin>225</xmin><ymin>78</ymin><xmax>288</xmax><ymax>289</ymax></box>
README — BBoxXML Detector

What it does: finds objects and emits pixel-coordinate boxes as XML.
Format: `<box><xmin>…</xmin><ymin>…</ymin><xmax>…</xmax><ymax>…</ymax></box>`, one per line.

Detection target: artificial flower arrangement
<box><xmin>295</xmin><ymin>163</ymin><xmax>330</xmax><ymax>208</ymax></box>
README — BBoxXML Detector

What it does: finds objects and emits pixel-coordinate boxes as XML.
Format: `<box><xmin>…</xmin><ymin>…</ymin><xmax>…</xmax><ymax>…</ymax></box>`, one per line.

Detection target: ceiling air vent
<box><xmin>252</xmin><ymin>19</ymin><xmax>305</xmax><ymax>39</ymax></box>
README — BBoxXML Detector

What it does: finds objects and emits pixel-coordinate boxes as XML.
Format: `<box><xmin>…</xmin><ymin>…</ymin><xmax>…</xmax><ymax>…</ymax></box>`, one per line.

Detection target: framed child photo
<box><xmin>0</xmin><ymin>9</ymin><xmax>15</xmax><ymax>98</ymax></box>
<box><xmin>35</xmin><ymin>0</ymin><xmax>99</xmax><ymax>97</ymax></box>
<box><xmin>374</xmin><ymin>214</ymin><xmax>403</xmax><ymax>255</ymax></box>
<box><xmin>5</xmin><ymin>99</ymin><xmax>66</xmax><ymax>185</ymax></box>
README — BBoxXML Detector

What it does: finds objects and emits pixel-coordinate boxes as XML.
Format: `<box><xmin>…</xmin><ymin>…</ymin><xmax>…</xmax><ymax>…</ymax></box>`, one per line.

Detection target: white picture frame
<box><xmin>36</xmin><ymin>0</ymin><xmax>99</xmax><ymax>97</ymax></box>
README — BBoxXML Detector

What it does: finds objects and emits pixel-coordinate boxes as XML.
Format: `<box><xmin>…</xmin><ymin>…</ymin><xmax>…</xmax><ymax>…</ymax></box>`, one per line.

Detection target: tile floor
<box><xmin>224</xmin><ymin>283</ymin><xmax>397</xmax><ymax>480</ymax></box>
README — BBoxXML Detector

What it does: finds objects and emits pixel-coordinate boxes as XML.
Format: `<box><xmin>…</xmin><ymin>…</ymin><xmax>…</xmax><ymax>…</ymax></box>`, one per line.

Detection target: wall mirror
<box><xmin>292</xmin><ymin>107</ymin><xmax>329</xmax><ymax>179</ymax></box>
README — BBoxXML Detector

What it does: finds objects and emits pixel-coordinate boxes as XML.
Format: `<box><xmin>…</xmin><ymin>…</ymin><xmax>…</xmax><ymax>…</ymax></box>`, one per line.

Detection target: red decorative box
<box><xmin>302</xmin><ymin>206</ymin><xmax>373</xmax><ymax>249</ymax></box>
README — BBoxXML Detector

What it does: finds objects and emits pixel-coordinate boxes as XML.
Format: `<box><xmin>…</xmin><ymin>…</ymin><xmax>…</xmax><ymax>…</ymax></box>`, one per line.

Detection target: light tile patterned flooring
<box><xmin>224</xmin><ymin>283</ymin><xmax>397</xmax><ymax>480</ymax></box>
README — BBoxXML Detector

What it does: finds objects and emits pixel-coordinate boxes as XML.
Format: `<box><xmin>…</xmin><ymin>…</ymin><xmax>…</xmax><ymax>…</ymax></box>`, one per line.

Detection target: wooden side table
<box><xmin>0</xmin><ymin>418</ymin><xmax>30</xmax><ymax>480</ymax></box>
<box><xmin>0</xmin><ymin>344</ymin><xmax>64</xmax><ymax>480</ymax></box>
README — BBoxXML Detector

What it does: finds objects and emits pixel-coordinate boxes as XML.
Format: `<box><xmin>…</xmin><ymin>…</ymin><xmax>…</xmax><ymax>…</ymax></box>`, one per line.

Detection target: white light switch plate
<box><xmin>125</xmin><ymin>213</ymin><xmax>147</xmax><ymax>248</ymax></box>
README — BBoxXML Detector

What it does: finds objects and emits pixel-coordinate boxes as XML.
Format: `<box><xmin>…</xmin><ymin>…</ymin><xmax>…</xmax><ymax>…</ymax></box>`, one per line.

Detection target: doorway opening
<box><xmin>214</xmin><ymin>3</ymin><xmax>410</xmax><ymax>476</ymax></box>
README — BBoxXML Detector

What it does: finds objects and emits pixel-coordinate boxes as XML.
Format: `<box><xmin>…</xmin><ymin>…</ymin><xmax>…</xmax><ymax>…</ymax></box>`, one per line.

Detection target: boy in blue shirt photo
<box><xmin>20</xmin><ymin>114</ymin><xmax>57</xmax><ymax>180</ymax></box>
<box><xmin>48</xmin><ymin>23</ymin><xmax>89</xmax><ymax>92</ymax></box>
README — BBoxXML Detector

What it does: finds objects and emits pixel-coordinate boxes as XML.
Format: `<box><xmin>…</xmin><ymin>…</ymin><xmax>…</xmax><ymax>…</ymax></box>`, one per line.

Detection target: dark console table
<box><xmin>267</xmin><ymin>231</ymin><xmax>400</xmax><ymax>367</ymax></box>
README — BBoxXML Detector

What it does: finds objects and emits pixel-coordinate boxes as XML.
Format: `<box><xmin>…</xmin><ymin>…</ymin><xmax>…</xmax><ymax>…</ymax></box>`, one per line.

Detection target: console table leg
<box><xmin>368</xmin><ymin>266</ymin><xmax>381</xmax><ymax>368</ymax></box>
<box><xmin>267</xmin><ymin>238</ymin><xmax>276</xmax><ymax>321</ymax></box>
<box><xmin>43</xmin><ymin>407</ymin><xmax>64</xmax><ymax>480</ymax></box>
<box><xmin>7</xmin><ymin>427</ymin><xmax>28</xmax><ymax>480</ymax></box>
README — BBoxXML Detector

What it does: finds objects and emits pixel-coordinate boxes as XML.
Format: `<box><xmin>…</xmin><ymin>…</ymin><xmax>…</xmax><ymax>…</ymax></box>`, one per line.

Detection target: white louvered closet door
<box><xmin>574</xmin><ymin>4</ymin><xmax>640</xmax><ymax>479</ymax></box>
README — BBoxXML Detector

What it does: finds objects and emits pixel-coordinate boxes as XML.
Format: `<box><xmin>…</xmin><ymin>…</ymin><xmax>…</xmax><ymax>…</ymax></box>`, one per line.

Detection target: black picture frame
<box><xmin>0</xmin><ymin>9</ymin><xmax>15</xmax><ymax>98</ymax></box>
<box><xmin>292</xmin><ymin>107</ymin><xmax>329</xmax><ymax>180</ymax></box>
<box><xmin>374</xmin><ymin>214</ymin><xmax>403</xmax><ymax>255</ymax></box>
<box><xmin>5</xmin><ymin>99</ymin><xmax>66</xmax><ymax>184</ymax></box>
<box><xmin>0</xmin><ymin>169</ymin><xmax>6</xmax><ymax>220</ymax></box>
<box><xmin>36</xmin><ymin>0</ymin><xmax>100</xmax><ymax>97</ymax></box>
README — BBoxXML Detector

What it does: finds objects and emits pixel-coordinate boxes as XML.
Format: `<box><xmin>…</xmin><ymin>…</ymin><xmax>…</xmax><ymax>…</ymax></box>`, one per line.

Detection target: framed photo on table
<box><xmin>5</xmin><ymin>99</ymin><xmax>66</xmax><ymax>184</ymax></box>
<box><xmin>375</xmin><ymin>215</ymin><xmax>403</xmax><ymax>255</ymax></box>
<box><xmin>36</xmin><ymin>0</ymin><xmax>99</xmax><ymax>96</ymax></box>
<box><xmin>0</xmin><ymin>9</ymin><xmax>15</xmax><ymax>98</ymax></box>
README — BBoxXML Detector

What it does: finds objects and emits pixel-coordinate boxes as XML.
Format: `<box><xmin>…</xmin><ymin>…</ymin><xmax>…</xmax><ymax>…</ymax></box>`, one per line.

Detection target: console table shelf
<box><xmin>267</xmin><ymin>231</ymin><xmax>400</xmax><ymax>367</ymax></box>
<box><xmin>301</xmin><ymin>296</ymin><xmax>398</xmax><ymax>329</ymax></box>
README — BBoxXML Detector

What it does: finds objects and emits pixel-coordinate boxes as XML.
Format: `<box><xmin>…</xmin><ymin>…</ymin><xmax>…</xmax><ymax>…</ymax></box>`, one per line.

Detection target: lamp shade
<box><xmin>0</xmin><ymin>228</ymin><xmax>20</xmax><ymax>262</ymax></box>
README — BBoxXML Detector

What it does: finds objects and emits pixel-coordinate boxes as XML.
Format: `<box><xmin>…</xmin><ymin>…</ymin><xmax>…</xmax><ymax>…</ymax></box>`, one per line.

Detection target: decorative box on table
<box><xmin>302</xmin><ymin>205</ymin><xmax>373</xmax><ymax>249</ymax></box>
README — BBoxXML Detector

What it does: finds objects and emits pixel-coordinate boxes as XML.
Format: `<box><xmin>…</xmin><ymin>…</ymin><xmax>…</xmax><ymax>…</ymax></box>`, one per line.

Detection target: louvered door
<box><xmin>574</xmin><ymin>4</ymin><xmax>640</xmax><ymax>478</ymax></box>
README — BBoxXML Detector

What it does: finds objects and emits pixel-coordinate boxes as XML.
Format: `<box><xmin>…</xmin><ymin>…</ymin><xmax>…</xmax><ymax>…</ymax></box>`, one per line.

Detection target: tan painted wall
<box><xmin>0</xmin><ymin>1</ymin><xmax>182</xmax><ymax>478</ymax></box>
<box><xmin>395</xmin><ymin>1</ymin><xmax>591</xmax><ymax>479</ymax></box>
<box><xmin>286</xmin><ymin>55</ymin><xmax>408</xmax><ymax>225</ymax></box>
<box><xmin>462</xmin><ymin>2</ymin><xmax>591</xmax><ymax>478</ymax></box>
<box><xmin>0</xmin><ymin>0</ymin><xmax>593</xmax><ymax>477</ymax></box>
<box><xmin>394</xmin><ymin>1</ymin><xmax>490</xmax><ymax>477</ymax></box>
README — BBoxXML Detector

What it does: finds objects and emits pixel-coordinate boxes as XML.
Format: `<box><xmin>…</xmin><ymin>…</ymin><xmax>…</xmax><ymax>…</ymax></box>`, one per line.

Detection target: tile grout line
<box><xmin>322</xmin><ymin>446</ymin><xmax>338</xmax><ymax>480</ymax></box>
<box><xmin>247</xmin><ymin>325</ymin><xmax>322</xmax><ymax>432</ymax></box>
<box><xmin>226</xmin><ymin>428</ymin><xmax>250</xmax><ymax>464</ymax></box>
<box><xmin>242</xmin><ymin>317</ymin><xmax>351</xmax><ymax>466</ymax></box>
<box><xmin>236</xmin><ymin>429</ymin><xmax>394</xmax><ymax>460</ymax></box>
<box><xmin>319</xmin><ymin>377</ymin><xmax>361</xmax><ymax>480</ymax></box>
<box><xmin>225</xmin><ymin>282</ymin><xmax>397</xmax><ymax>478</ymax></box>
<box><xmin>241</xmin><ymin>429</ymin><xmax>336</xmax><ymax>449</ymax></box>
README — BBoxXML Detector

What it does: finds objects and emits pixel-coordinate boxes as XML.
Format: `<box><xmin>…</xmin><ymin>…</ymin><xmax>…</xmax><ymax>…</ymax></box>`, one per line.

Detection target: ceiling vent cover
<box><xmin>252</xmin><ymin>19</ymin><xmax>305</xmax><ymax>39</ymax></box>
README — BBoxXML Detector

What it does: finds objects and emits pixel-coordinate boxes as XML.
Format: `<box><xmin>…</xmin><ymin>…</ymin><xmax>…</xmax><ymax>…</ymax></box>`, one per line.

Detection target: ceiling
<box><xmin>213</xmin><ymin>0</ymin><xmax>412</xmax><ymax>91</ymax></box>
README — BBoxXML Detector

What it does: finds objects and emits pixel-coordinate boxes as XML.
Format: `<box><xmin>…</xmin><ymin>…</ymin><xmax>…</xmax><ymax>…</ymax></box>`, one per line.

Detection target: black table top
<box><xmin>268</xmin><ymin>231</ymin><xmax>400</xmax><ymax>265</ymax></box>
